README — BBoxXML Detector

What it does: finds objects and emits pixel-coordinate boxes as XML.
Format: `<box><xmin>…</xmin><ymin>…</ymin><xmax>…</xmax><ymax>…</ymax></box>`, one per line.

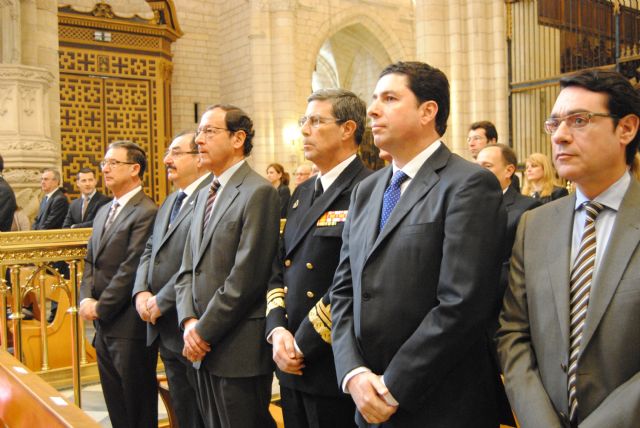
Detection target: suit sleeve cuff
<box><xmin>266</xmin><ymin>326</ymin><xmax>286</xmax><ymax>344</ymax></box>
<box><xmin>342</xmin><ymin>366</ymin><xmax>371</xmax><ymax>393</ymax></box>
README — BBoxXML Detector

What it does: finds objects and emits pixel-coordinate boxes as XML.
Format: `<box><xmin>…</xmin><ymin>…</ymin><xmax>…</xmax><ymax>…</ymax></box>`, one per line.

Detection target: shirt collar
<box><xmin>574</xmin><ymin>170</ymin><xmax>630</xmax><ymax>213</ymax></box>
<box><xmin>45</xmin><ymin>189</ymin><xmax>58</xmax><ymax>199</ymax></box>
<box><xmin>182</xmin><ymin>173</ymin><xmax>212</xmax><ymax>197</ymax></box>
<box><xmin>318</xmin><ymin>154</ymin><xmax>356</xmax><ymax>192</ymax></box>
<box><xmin>113</xmin><ymin>185</ymin><xmax>142</xmax><ymax>208</ymax></box>
<box><xmin>392</xmin><ymin>141</ymin><xmax>442</xmax><ymax>178</ymax></box>
<box><xmin>83</xmin><ymin>190</ymin><xmax>97</xmax><ymax>200</ymax></box>
<box><xmin>214</xmin><ymin>159</ymin><xmax>245</xmax><ymax>188</ymax></box>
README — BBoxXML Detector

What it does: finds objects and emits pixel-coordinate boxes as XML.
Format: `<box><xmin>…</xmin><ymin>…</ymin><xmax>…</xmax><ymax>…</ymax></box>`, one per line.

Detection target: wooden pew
<box><xmin>0</xmin><ymin>349</ymin><xmax>99</xmax><ymax>427</ymax></box>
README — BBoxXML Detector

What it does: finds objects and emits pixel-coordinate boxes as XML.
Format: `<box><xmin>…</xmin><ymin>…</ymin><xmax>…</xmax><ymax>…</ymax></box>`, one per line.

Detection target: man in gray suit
<box><xmin>133</xmin><ymin>131</ymin><xmax>208</xmax><ymax>428</ymax></box>
<box><xmin>33</xmin><ymin>169</ymin><xmax>69</xmax><ymax>230</ymax></box>
<box><xmin>80</xmin><ymin>141</ymin><xmax>158</xmax><ymax>428</ymax></box>
<box><xmin>497</xmin><ymin>69</ymin><xmax>640</xmax><ymax>428</ymax></box>
<box><xmin>175</xmin><ymin>104</ymin><xmax>280</xmax><ymax>428</ymax></box>
<box><xmin>330</xmin><ymin>61</ymin><xmax>506</xmax><ymax>427</ymax></box>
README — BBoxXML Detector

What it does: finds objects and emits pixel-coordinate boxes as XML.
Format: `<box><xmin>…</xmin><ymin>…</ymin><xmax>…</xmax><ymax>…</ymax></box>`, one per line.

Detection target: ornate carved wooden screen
<box><xmin>58</xmin><ymin>1</ymin><xmax>182</xmax><ymax>203</ymax></box>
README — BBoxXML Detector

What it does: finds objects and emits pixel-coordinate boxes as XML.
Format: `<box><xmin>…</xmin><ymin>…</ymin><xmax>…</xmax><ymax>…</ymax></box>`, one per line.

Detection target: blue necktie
<box><xmin>169</xmin><ymin>191</ymin><xmax>187</xmax><ymax>226</ymax></box>
<box><xmin>379</xmin><ymin>170</ymin><xmax>409</xmax><ymax>231</ymax></box>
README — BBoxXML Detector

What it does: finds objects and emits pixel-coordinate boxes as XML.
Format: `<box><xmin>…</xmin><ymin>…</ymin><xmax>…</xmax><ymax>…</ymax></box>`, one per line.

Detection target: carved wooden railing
<box><xmin>0</xmin><ymin>229</ymin><xmax>94</xmax><ymax>407</ymax></box>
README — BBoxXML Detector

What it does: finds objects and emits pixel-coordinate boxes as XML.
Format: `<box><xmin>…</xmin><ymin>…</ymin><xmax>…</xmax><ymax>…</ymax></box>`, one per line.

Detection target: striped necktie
<box><xmin>102</xmin><ymin>201</ymin><xmax>120</xmax><ymax>236</ymax></box>
<box><xmin>202</xmin><ymin>179</ymin><xmax>221</xmax><ymax>231</ymax></box>
<box><xmin>568</xmin><ymin>201</ymin><xmax>604</xmax><ymax>422</ymax></box>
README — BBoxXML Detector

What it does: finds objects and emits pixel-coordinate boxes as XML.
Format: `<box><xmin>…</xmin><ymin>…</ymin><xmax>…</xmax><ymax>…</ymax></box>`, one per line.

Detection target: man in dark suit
<box><xmin>62</xmin><ymin>168</ymin><xmax>110</xmax><ymax>228</ymax></box>
<box><xmin>175</xmin><ymin>105</ymin><xmax>280</xmax><ymax>428</ymax></box>
<box><xmin>79</xmin><ymin>141</ymin><xmax>158</xmax><ymax>428</ymax></box>
<box><xmin>330</xmin><ymin>61</ymin><xmax>507</xmax><ymax>427</ymax></box>
<box><xmin>32</xmin><ymin>169</ymin><xmax>69</xmax><ymax>230</ymax></box>
<box><xmin>0</xmin><ymin>154</ymin><xmax>17</xmax><ymax>232</ymax></box>
<box><xmin>497</xmin><ymin>70</ymin><xmax>640</xmax><ymax>427</ymax></box>
<box><xmin>133</xmin><ymin>131</ymin><xmax>208</xmax><ymax>428</ymax></box>
<box><xmin>476</xmin><ymin>144</ymin><xmax>540</xmax><ymax>299</ymax></box>
<box><xmin>266</xmin><ymin>89</ymin><xmax>371</xmax><ymax>428</ymax></box>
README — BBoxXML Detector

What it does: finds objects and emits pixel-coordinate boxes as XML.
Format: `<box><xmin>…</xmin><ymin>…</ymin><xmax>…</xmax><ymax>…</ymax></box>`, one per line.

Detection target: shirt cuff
<box><xmin>266</xmin><ymin>326</ymin><xmax>286</xmax><ymax>344</ymax></box>
<box><xmin>380</xmin><ymin>375</ymin><xmax>399</xmax><ymax>406</ymax></box>
<box><xmin>79</xmin><ymin>298</ymin><xmax>95</xmax><ymax>306</ymax></box>
<box><xmin>342</xmin><ymin>366</ymin><xmax>371</xmax><ymax>393</ymax></box>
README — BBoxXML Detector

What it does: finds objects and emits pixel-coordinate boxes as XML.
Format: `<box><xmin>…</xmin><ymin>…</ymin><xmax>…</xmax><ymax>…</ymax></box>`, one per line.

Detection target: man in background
<box><xmin>468</xmin><ymin>121</ymin><xmax>520</xmax><ymax>191</ymax></box>
<box><xmin>0</xmin><ymin>154</ymin><xmax>17</xmax><ymax>231</ymax></box>
<box><xmin>33</xmin><ymin>169</ymin><xmax>69</xmax><ymax>230</ymax></box>
<box><xmin>133</xmin><ymin>131</ymin><xmax>208</xmax><ymax>428</ymax></box>
<box><xmin>293</xmin><ymin>163</ymin><xmax>313</xmax><ymax>187</ymax></box>
<box><xmin>63</xmin><ymin>167</ymin><xmax>110</xmax><ymax>228</ymax></box>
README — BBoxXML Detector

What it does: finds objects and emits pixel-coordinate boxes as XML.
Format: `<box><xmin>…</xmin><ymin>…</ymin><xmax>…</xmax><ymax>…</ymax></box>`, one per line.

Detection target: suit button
<box><xmin>284</xmin><ymin>286</ymin><xmax>288</xmax><ymax>294</ymax></box>
<box><xmin>306</xmin><ymin>262</ymin><xmax>314</xmax><ymax>270</ymax></box>
<box><xmin>306</xmin><ymin>291</ymin><xmax>314</xmax><ymax>298</ymax></box>
<box><xmin>561</xmin><ymin>363</ymin><xmax>567</xmax><ymax>372</ymax></box>
<box><xmin>284</xmin><ymin>259</ymin><xmax>292</xmax><ymax>267</ymax></box>
<box><xmin>362</xmin><ymin>292</ymin><xmax>370</xmax><ymax>300</ymax></box>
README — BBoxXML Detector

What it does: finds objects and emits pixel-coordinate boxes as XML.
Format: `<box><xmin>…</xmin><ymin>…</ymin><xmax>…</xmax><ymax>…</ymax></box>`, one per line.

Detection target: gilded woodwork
<box><xmin>58</xmin><ymin>1</ymin><xmax>182</xmax><ymax>204</ymax></box>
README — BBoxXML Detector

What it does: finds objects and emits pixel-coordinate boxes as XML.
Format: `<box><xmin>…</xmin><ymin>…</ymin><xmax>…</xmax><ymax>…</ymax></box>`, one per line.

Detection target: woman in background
<box><xmin>522</xmin><ymin>152</ymin><xmax>568</xmax><ymax>204</ymax></box>
<box><xmin>267</xmin><ymin>162</ymin><xmax>291</xmax><ymax>218</ymax></box>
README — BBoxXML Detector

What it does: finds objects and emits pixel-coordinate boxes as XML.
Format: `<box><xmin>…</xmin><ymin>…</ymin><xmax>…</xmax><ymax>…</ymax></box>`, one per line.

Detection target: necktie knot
<box><xmin>583</xmin><ymin>201</ymin><xmax>604</xmax><ymax>221</ymax></box>
<box><xmin>312</xmin><ymin>178</ymin><xmax>324</xmax><ymax>203</ymax></box>
<box><xmin>202</xmin><ymin>179</ymin><xmax>221</xmax><ymax>231</ymax></box>
<box><xmin>390</xmin><ymin>170</ymin><xmax>409</xmax><ymax>189</ymax></box>
<box><xmin>209</xmin><ymin>179</ymin><xmax>221</xmax><ymax>194</ymax></box>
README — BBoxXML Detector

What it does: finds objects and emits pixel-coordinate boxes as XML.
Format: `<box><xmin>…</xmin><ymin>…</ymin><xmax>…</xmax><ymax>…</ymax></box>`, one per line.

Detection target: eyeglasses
<box><xmin>100</xmin><ymin>159</ymin><xmax>135</xmax><ymax>169</ymax></box>
<box><xmin>298</xmin><ymin>115</ymin><xmax>344</xmax><ymax>128</ymax></box>
<box><xmin>164</xmin><ymin>149</ymin><xmax>199</xmax><ymax>158</ymax></box>
<box><xmin>196</xmin><ymin>126</ymin><xmax>230</xmax><ymax>139</ymax></box>
<box><xmin>543</xmin><ymin>112</ymin><xmax>617</xmax><ymax>135</ymax></box>
<box><xmin>466</xmin><ymin>136</ymin><xmax>487</xmax><ymax>143</ymax></box>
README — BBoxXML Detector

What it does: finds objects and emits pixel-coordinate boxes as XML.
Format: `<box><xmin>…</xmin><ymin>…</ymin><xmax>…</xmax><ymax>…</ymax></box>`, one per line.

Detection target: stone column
<box><xmin>415</xmin><ymin>0</ymin><xmax>508</xmax><ymax>158</ymax></box>
<box><xmin>0</xmin><ymin>0</ymin><xmax>60</xmax><ymax>220</ymax></box>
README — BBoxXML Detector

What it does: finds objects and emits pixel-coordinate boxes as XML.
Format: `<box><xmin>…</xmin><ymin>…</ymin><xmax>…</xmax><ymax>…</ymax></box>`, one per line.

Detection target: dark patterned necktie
<box><xmin>312</xmin><ymin>178</ymin><xmax>324</xmax><ymax>205</ymax></box>
<box><xmin>169</xmin><ymin>191</ymin><xmax>187</xmax><ymax>226</ymax></box>
<box><xmin>379</xmin><ymin>170</ymin><xmax>409</xmax><ymax>231</ymax></box>
<box><xmin>202</xmin><ymin>179</ymin><xmax>221</xmax><ymax>231</ymax></box>
<box><xmin>102</xmin><ymin>201</ymin><xmax>120</xmax><ymax>236</ymax></box>
<box><xmin>568</xmin><ymin>201</ymin><xmax>604</xmax><ymax>422</ymax></box>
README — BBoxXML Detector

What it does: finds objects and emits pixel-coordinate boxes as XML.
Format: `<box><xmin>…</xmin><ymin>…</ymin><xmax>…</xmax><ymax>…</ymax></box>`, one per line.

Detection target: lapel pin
<box><xmin>292</xmin><ymin>199</ymin><xmax>299</xmax><ymax>209</ymax></box>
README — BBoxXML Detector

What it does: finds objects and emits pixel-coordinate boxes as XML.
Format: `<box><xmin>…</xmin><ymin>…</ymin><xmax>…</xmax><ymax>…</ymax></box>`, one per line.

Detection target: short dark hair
<box><xmin>108</xmin><ymin>140</ymin><xmax>147</xmax><ymax>179</ymax></box>
<box><xmin>0</xmin><ymin>154</ymin><xmax>3</xmax><ymax>173</ymax></box>
<box><xmin>470</xmin><ymin>121</ymin><xmax>498</xmax><ymax>142</ymax></box>
<box><xmin>77</xmin><ymin>167</ymin><xmax>95</xmax><ymax>180</ymax></box>
<box><xmin>484</xmin><ymin>143</ymin><xmax>518</xmax><ymax>168</ymax></box>
<box><xmin>307</xmin><ymin>89</ymin><xmax>367</xmax><ymax>145</ymax></box>
<box><xmin>379</xmin><ymin>61</ymin><xmax>450</xmax><ymax>136</ymax></box>
<box><xmin>560</xmin><ymin>69</ymin><xmax>640</xmax><ymax>165</ymax></box>
<box><xmin>173</xmin><ymin>130</ymin><xmax>197</xmax><ymax>152</ymax></box>
<box><xmin>205</xmin><ymin>104</ymin><xmax>255</xmax><ymax>156</ymax></box>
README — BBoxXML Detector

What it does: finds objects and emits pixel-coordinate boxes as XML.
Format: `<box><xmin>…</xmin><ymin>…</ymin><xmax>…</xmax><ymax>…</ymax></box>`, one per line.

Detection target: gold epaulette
<box><xmin>308</xmin><ymin>300</ymin><xmax>332</xmax><ymax>344</ymax></box>
<box><xmin>266</xmin><ymin>288</ymin><xmax>285</xmax><ymax>316</ymax></box>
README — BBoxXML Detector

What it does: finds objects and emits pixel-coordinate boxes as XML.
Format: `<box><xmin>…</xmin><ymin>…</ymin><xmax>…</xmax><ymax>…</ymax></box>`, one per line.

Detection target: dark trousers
<box><xmin>94</xmin><ymin>331</ymin><xmax>158</xmax><ymax>428</ymax></box>
<box><xmin>159</xmin><ymin>343</ymin><xmax>205</xmax><ymax>428</ymax></box>
<box><xmin>280</xmin><ymin>385</ymin><xmax>357</xmax><ymax>428</ymax></box>
<box><xmin>194</xmin><ymin>369</ymin><xmax>275</xmax><ymax>428</ymax></box>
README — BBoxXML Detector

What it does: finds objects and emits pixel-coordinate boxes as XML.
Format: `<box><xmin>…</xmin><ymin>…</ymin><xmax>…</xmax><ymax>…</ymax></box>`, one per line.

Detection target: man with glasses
<box><xmin>497</xmin><ymin>69</ymin><xmax>640</xmax><ymax>428</ymax></box>
<box><xmin>468</xmin><ymin>121</ymin><xmax>520</xmax><ymax>191</ymax></box>
<box><xmin>175</xmin><ymin>105</ymin><xmax>280</xmax><ymax>428</ymax></box>
<box><xmin>80</xmin><ymin>141</ymin><xmax>158</xmax><ymax>428</ymax></box>
<box><xmin>62</xmin><ymin>168</ymin><xmax>110</xmax><ymax>228</ymax></box>
<box><xmin>133</xmin><ymin>131</ymin><xmax>209</xmax><ymax>428</ymax></box>
<box><xmin>266</xmin><ymin>89</ymin><xmax>371</xmax><ymax>428</ymax></box>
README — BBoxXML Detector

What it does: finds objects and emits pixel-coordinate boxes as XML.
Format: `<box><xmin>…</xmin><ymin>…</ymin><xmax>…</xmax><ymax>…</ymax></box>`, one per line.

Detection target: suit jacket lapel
<box><xmin>503</xmin><ymin>187</ymin><xmax>517</xmax><ymax>209</ymax></box>
<box><xmin>197</xmin><ymin>164</ymin><xmax>247</xmax><ymax>262</ymax></box>
<box><xmin>161</xmin><ymin>174</ymin><xmax>211</xmax><ymax>247</ymax></box>
<box><xmin>287</xmin><ymin>158</ymin><xmax>364</xmax><ymax>255</ymax></box>
<box><xmin>367</xmin><ymin>145</ymin><xmax>447</xmax><ymax>258</ymax></box>
<box><xmin>96</xmin><ymin>192</ymin><xmax>142</xmax><ymax>258</ymax></box>
<box><xmin>92</xmin><ymin>204</ymin><xmax>109</xmax><ymax>258</ymax></box>
<box><xmin>545</xmin><ymin>194</ymin><xmax>577</xmax><ymax>350</ymax></box>
<box><xmin>581</xmin><ymin>180</ymin><xmax>640</xmax><ymax>350</ymax></box>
